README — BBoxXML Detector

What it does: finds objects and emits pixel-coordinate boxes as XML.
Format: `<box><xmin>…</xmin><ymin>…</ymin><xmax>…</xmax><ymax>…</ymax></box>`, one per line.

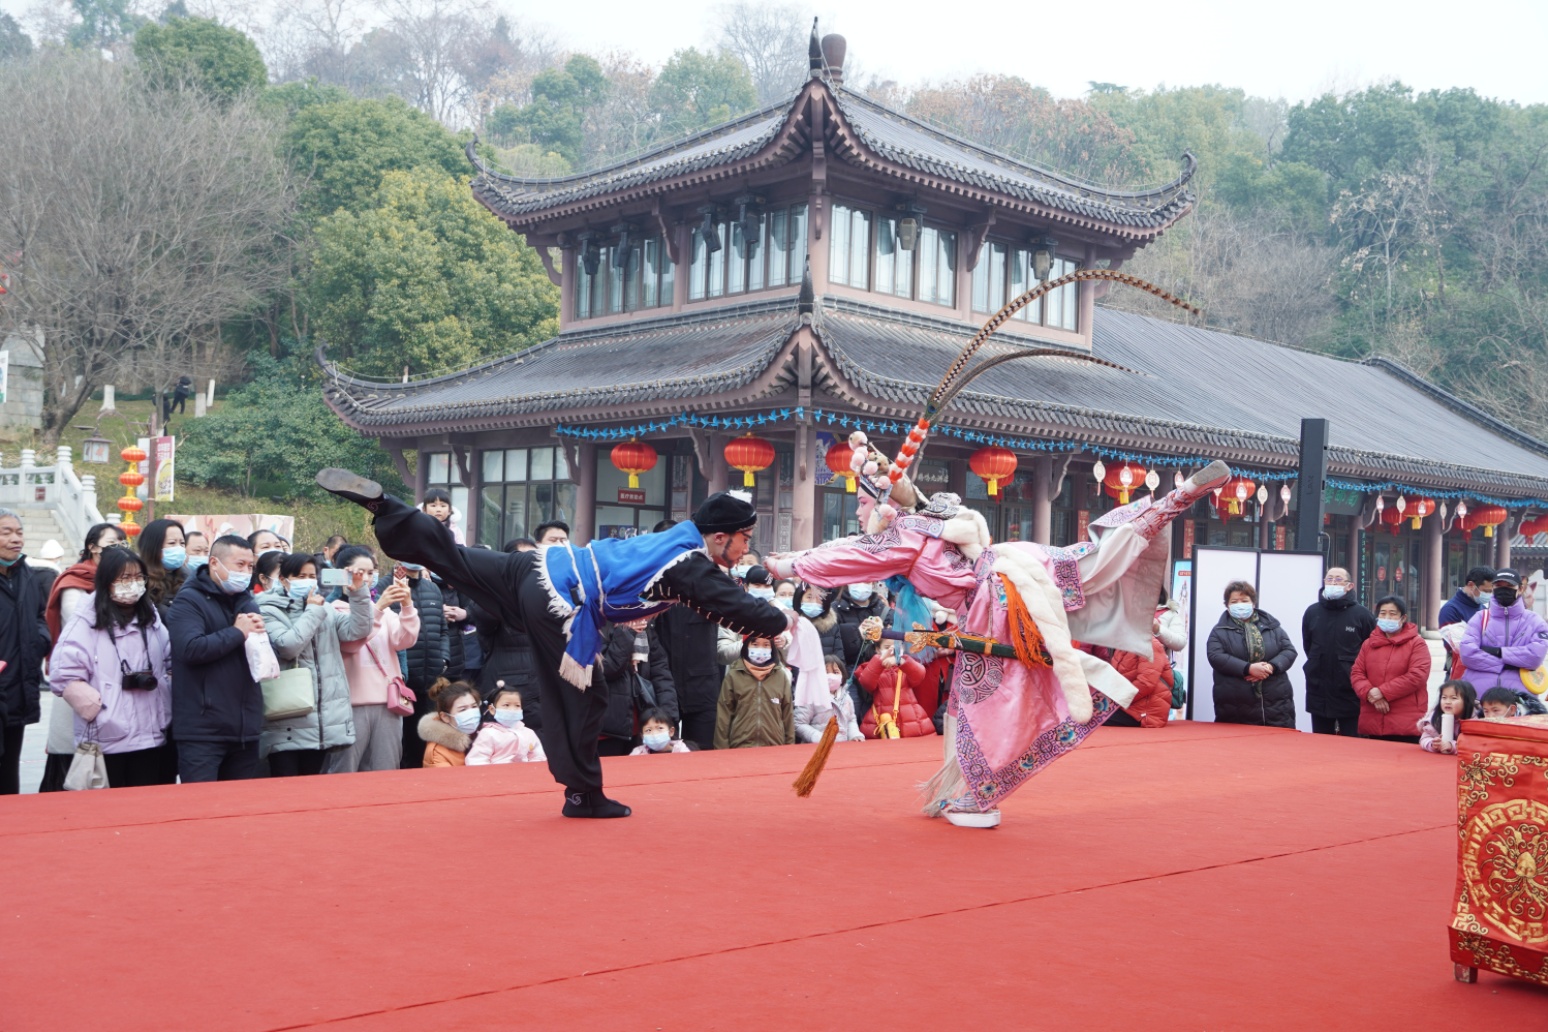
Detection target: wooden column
<box><xmin>573</xmin><ymin>442</ymin><xmax>597</xmax><ymax>545</ymax></box>
<box><xmin>792</xmin><ymin>338</ymin><xmax>816</xmax><ymax>550</ymax></box>
<box><xmin>1423</xmin><ymin>512</ymin><xmax>1444</xmax><ymax>630</ymax></box>
<box><xmin>1029</xmin><ymin>453</ymin><xmax>1071</xmax><ymax>545</ymax></box>
<box><xmin>1497</xmin><ymin>514</ymin><xmax>1515</xmax><ymax>570</ymax></box>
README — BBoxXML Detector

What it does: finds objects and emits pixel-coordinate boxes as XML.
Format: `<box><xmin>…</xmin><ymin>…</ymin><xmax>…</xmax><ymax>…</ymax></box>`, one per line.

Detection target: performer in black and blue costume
<box><xmin>316</xmin><ymin>469</ymin><xmax>790</xmax><ymax>818</ymax></box>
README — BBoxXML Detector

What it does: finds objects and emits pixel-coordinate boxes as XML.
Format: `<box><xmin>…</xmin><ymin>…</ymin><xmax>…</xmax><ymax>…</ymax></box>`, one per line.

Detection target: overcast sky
<box><xmin>8</xmin><ymin>0</ymin><xmax>1546</xmax><ymax>106</ymax></box>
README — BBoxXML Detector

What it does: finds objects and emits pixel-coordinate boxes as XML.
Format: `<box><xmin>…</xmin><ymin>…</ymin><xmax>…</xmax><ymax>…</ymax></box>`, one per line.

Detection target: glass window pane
<box><xmin>935</xmin><ymin>231</ymin><xmax>957</xmax><ymax>306</ymax></box>
<box><xmin>553</xmin><ymin>481</ymin><xmax>577</xmax><ymax>527</ymax></box>
<box><xmin>728</xmin><ymin>223</ymin><xmax>746</xmax><ymax>294</ymax></box>
<box><xmin>990</xmin><ymin>243</ymin><xmax>1007</xmax><ymax>313</ymax></box>
<box><xmin>659</xmin><ymin>241</ymin><xmax>675</xmax><ymax>304</ymax></box>
<box><xmin>1009</xmin><ymin>247</ymin><xmax>1029</xmax><ymax>319</ymax></box>
<box><xmin>530</xmin><ymin>446</ymin><xmax>554</xmax><ymax>481</ymax></box>
<box><xmin>849</xmin><ymin>208</ymin><xmax>870</xmax><ymax>289</ymax></box>
<box><xmin>576</xmin><ymin>263</ymin><xmax>591</xmax><ymax>318</ymax></box>
<box><xmin>554</xmin><ymin>445</ymin><xmax>569</xmax><ymax>480</ymax></box>
<box><xmin>479</xmin><ymin>486</ymin><xmax>505</xmax><ymax>548</ymax></box>
<box><xmin>450</xmin><ymin>486</ymin><xmax>469</xmax><ymax>520</ymax></box>
<box><xmin>972</xmin><ymin>247</ymin><xmax>989</xmax><ymax>312</ymax></box>
<box><xmin>748</xmin><ymin>227</ymin><xmax>765</xmax><ymax>292</ymax></box>
<box><xmin>481</xmin><ymin>449</ymin><xmax>504</xmax><ymax>484</ymax></box>
<box><xmin>530</xmin><ymin>481</ymin><xmax>553</xmax><ymax>525</ymax></box>
<box><xmin>504</xmin><ymin>448</ymin><xmax>528</xmax><ymax>482</ymax></box>
<box><xmin>507</xmin><ymin>485</ymin><xmax>529</xmax><ymax>538</ymax></box>
<box><xmin>643</xmin><ymin>239</ymin><xmax>659</xmax><ymax>308</ymax></box>
<box><xmin>708</xmin><ymin>223</ymin><xmax>726</xmax><ymax>297</ymax></box>
<box><xmin>427</xmin><ymin>453</ymin><xmax>450</xmax><ymax>484</ymax></box>
<box><xmin>829</xmin><ymin>204</ymin><xmax>851</xmax><ymax>285</ymax></box>
<box><xmin>788</xmin><ymin>205</ymin><xmax>807</xmax><ymax>282</ymax></box>
<box><xmin>624</xmin><ymin>245</ymin><xmax>641</xmax><ymax>311</ymax></box>
<box><xmin>689</xmin><ymin>231</ymin><xmax>707</xmax><ymax>301</ymax></box>
<box><xmin>874</xmin><ymin>217</ymin><xmax>895</xmax><ymax>295</ymax></box>
<box><xmin>768</xmin><ymin>210</ymin><xmax>788</xmax><ymax>286</ymax></box>
<box><xmin>918</xmin><ymin>227</ymin><xmax>937</xmax><ymax>303</ymax></box>
<box><xmin>608</xmin><ymin>251</ymin><xmax>624</xmax><ymax>313</ymax></box>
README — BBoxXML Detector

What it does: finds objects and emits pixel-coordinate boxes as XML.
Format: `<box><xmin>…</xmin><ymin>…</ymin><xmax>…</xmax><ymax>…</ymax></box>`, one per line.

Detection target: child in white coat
<box><xmin>466</xmin><ymin>682</ymin><xmax>545</xmax><ymax>765</ymax></box>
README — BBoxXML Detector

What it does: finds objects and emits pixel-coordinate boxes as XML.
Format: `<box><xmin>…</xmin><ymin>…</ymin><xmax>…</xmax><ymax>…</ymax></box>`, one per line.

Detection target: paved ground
<box><xmin>17</xmin><ymin>694</ymin><xmax>53</xmax><ymax>794</ymax></box>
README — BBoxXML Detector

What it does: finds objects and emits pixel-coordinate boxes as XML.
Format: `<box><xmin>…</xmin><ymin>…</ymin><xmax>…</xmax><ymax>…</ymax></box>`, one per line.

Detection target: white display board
<box><xmin>1188</xmin><ymin>547</ymin><xmax>1324</xmax><ymax>731</ymax></box>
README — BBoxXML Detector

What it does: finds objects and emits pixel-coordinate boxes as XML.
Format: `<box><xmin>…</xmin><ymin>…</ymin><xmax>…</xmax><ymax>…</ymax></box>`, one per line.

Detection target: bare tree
<box><xmin>714</xmin><ymin>2</ymin><xmax>807</xmax><ymax>107</ymax></box>
<box><xmin>0</xmin><ymin>52</ymin><xmax>294</xmax><ymax>443</ymax></box>
<box><xmin>380</xmin><ymin>0</ymin><xmax>486</xmax><ymax>126</ymax></box>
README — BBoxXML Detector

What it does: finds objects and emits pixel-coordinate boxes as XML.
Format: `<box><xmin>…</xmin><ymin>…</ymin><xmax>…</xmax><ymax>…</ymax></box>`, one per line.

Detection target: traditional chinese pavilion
<box><xmin>322</xmin><ymin>29</ymin><xmax>1548</xmax><ymax>629</ymax></box>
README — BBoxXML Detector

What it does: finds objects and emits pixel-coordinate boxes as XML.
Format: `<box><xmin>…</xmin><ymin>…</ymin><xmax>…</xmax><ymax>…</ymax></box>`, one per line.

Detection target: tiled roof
<box><xmin>468</xmin><ymin>81</ymin><xmax>1194</xmax><ymax>235</ymax></box>
<box><xmin>814</xmin><ymin>299</ymin><xmax>1548</xmax><ymax>494</ymax></box>
<box><xmin>322</xmin><ymin>301</ymin><xmax>795</xmax><ymax>434</ymax></box>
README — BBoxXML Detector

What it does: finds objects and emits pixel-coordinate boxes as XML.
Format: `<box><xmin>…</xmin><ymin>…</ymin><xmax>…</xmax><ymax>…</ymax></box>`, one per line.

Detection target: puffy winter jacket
<box><xmin>166</xmin><ymin>566</ymin><xmax>264</xmax><ymax>744</ymax></box>
<box><xmin>418</xmin><ymin>712</ymin><xmax>469</xmax><ymax>767</ymax></box>
<box><xmin>1350</xmin><ymin>621</ymin><xmax>1432</xmax><ymax>737</ymax></box>
<box><xmin>377</xmin><ymin>573</ymin><xmax>446</xmax><ymax>696</ymax></box>
<box><xmin>1206</xmin><ymin>608</ymin><xmax>1298</xmax><ymax>728</ymax></box>
<box><xmin>1112</xmin><ymin>637</ymin><xmax>1174</xmax><ymax>728</ymax></box>
<box><xmin>468</xmin><ymin>597</ymin><xmax>541</xmax><ymax>730</ymax></box>
<box><xmin>1459</xmin><ymin>600</ymin><xmax>1548</xmax><ymax>695</ymax></box>
<box><xmin>598</xmin><ymin>621</ymin><xmax>679</xmax><ymax>741</ymax></box>
<box><xmin>0</xmin><ymin>558</ymin><xmax>49</xmax><ymax>729</ymax></box>
<box><xmin>258</xmin><ymin>584</ymin><xmax>374</xmax><ymax>755</ymax></box>
<box><xmin>656</xmin><ymin>605</ymin><xmax>724</xmax><ymax>717</ymax></box>
<box><xmin>49</xmin><ymin>600</ymin><xmax>172</xmax><ymax>753</ymax></box>
<box><xmin>809</xmin><ymin>607</ymin><xmax>843</xmax><ymax>659</ymax></box>
<box><xmin>831</xmin><ymin>591</ymin><xmax>889</xmax><ymax>668</ymax></box>
<box><xmin>714</xmin><ymin>658</ymin><xmax>794</xmax><ymax>749</ymax></box>
<box><xmin>857</xmin><ymin>653</ymin><xmax>937</xmax><ymax>738</ymax></box>
<box><xmin>1301</xmin><ymin>596</ymin><xmax>1376</xmax><ymax>720</ymax></box>
<box><xmin>431</xmin><ymin>574</ymin><xmax>467</xmax><ymax>681</ymax></box>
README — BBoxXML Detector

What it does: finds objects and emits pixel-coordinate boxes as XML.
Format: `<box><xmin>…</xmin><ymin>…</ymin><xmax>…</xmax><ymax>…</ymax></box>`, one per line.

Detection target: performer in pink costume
<box><xmin>768</xmin><ymin>435</ymin><xmax>1228</xmax><ymax>828</ymax></box>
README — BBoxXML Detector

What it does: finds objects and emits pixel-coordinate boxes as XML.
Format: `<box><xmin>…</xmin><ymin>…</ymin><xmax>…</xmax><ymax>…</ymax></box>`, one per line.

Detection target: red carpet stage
<box><xmin>3</xmin><ymin>722</ymin><xmax>1544</xmax><ymax>1030</ymax></box>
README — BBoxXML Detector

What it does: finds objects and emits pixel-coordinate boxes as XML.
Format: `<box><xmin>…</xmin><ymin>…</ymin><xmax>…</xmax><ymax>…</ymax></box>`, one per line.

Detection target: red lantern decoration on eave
<box><xmin>1101</xmin><ymin>462</ymin><xmax>1144</xmax><ymax>504</ymax></box>
<box><xmin>824</xmin><ymin>440</ymin><xmax>856</xmax><ymax>493</ymax></box>
<box><xmin>609</xmin><ymin>439</ymin><xmax>657</xmax><ymax>490</ymax></box>
<box><xmin>969</xmin><ymin>445</ymin><xmax>1017</xmax><ymax>498</ymax></box>
<box><xmin>724</xmin><ymin>432</ymin><xmax>775</xmax><ymax>488</ymax></box>
<box><xmin>1407</xmin><ymin>497</ymin><xmax>1436</xmax><ymax>530</ymax></box>
<box><xmin>1471</xmin><ymin>504</ymin><xmax>1508</xmax><ymax>539</ymax></box>
<box><xmin>1380</xmin><ymin>506</ymin><xmax>1404</xmax><ymax>535</ymax></box>
<box><xmin>1455</xmin><ymin>513</ymin><xmax>1478</xmax><ymax>541</ymax></box>
<box><xmin>1215</xmin><ymin>476</ymin><xmax>1256</xmax><ymax>519</ymax></box>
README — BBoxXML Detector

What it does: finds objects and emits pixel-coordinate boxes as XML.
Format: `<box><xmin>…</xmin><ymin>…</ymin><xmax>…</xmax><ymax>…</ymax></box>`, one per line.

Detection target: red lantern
<box><xmin>1381</xmin><ymin>506</ymin><xmax>1404</xmax><ymax>535</ymax></box>
<box><xmin>1456</xmin><ymin>513</ymin><xmax>1477</xmax><ymax>541</ymax></box>
<box><xmin>824</xmin><ymin>440</ymin><xmax>856</xmax><ymax>493</ymax></box>
<box><xmin>609</xmin><ymin>439</ymin><xmax>657</xmax><ymax>490</ymax></box>
<box><xmin>969</xmin><ymin>446</ymin><xmax>1017</xmax><ymax>498</ymax></box>
<box><xmin>1408</xmin><ymin>497</ymin><xmax>1435</xmax><ymax>530</ymax></box>
<box><xmin>1215</xmin><ymin>476</ymin><xmax>1256</xmax><ymax>519</ymax></box>
<box><xmin>724</xmin><ymin>432</ymin><xmax>775</xmax><ymax>488</ymax></box>
<box><xmin>1471</xmin><ymin>504</ymin><xmax>1508</xmax><ymax>539</ymax></box>
<box><xmin>1101</xmin><ymin>462</ymin><xmax>1143</xmax><ymax>504</ymax></box>
<box><xmin>117</xmin><ymin>445</ymin><xmax>148</xmax><ymax>536</ymax></box>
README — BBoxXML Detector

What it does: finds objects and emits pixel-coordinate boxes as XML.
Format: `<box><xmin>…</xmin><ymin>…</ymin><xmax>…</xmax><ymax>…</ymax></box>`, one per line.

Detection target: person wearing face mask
<box><xmin>166</xmin><ymin>535</ymin><xmax>268</xmax><ymax>782</ymax></box>
<box><xmin>1350</xmin><ymin>595</ymin><xmax>1432</xmax><ymax>742</ymax></box>
<box><xmin>794</xmin><ymin>655</ymin><xmax>864</xmax><ymax>743</ymax></box>
<box><xmin>1300</xmin><ymin>567</ymin><xmax>1377</xmax><ymax>737</ymax></box>
<box><xmin>247</xmin><ymin>529</ymin><xmax>284</xmax><ymax>558</ymax></box>
<box><xmin>1439</xmin><ymin>565</ymin><xmax>1496</xmax><ymax>678</ymax></box>
<box><xmin>1459</xmin><ymin>569</ymin><xmax>1548</xmax><ymax>714</ymax></box>
<box><xmin>714</xmin><ymin>635</ymin><xmax>794</xmax><ymax>749</ymax></box>
<box><xmin>466</xmin><ymin>685</ymin><xmax>545</xmax><ymax>764</ymax></box>
<box><xmin>717</xmin><ymin>566</ymin><xmax>786</xmax><ymax>664</ymax></box>
<box><xmin>798</xmin><ymin>583</ymin><xmax>843</xmax><ymax>658</ymax></box>
<box><xmin>629</xmin><ymin>707</ymin><xmax>692</xmax><ymax>754</ymax></box>
<box><xmin>596</xmin><ymin>616</ymin><xmax>678</xmax><ymax>756</ymax></box>
<box><xmin>0</xmin><ymin>508</ymin><xmax>49</xmax><ymax>795</ymax></box>
<box><xmin>832</xmin><ymin>579</ymin><xmax>889</xmax><ymax>668</ymax></box>
<box><xmin>48</xmin><ymin>547</ymin><xmax>177</xmax><ymax>787</ymax></box>
<box><xmin>138</xmin><ymin>519</ymin><xmax>189</xmax><ymax>623</ymax></box>
<box><xmin>419</xmin><ymin>679</ymin><xmax>481</xmax><ymax>766</ymax></box>
<box><xmin>184</xmin><ymin>533</ymin><xmax>210</xmax><ymax>572</ymax></box>
<box><xmin>257</xmin><ymin>553</ymin><xmax>375</xmax><ymax>776</ymax></box>
<box><xmin>1207</xmin><ymin>580</ymin><xmax>1298</xmax><ymax>728</ymax></box>
<box><xmin>376</xmin><ymin>558</ymin><xmax>447</xmax><ymax>769</ymax></box>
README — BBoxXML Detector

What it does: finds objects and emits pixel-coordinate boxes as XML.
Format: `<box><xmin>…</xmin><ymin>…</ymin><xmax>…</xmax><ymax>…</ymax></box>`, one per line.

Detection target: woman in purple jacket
<box><xmin>1459</xmin><ymin>568</ymin><xmax>1548</xmax><ymax>714</ymax></box>
<box><xmin>49</xmin><ymin>547</ymin><xmax>177</xmax><ymax>787</ymax></box>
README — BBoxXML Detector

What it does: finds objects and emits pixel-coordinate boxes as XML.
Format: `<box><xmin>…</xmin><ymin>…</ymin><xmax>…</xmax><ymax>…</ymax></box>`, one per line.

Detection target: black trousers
<box><xmin>178</xmin><ymin>740</ymin><xmax>260</xmax><ymax>783</ymax></box>
<box><xmin>103</xmin><ymin>744</ymin><xmax>178</xmax><ymax>788</ymax></box>
<box><xmin>1310</xmin><ymin>714</ymin><xmax>1361</xmax><ymax>737</ymax></box>
<box><xmin>373</xmin><ymin>496</ymin><xmax>609</xmax><ymax>796</ymax></box>
<box><xmin>0</xmin><ymin>723</ymin><xmax>25</xmax><ymax>795</ymax></box>
<box><xmin>268</xmin><ymin>749</ymin><xmax>327</xmax><ymax>777</ymax></box>
<box><xmin>680</xmin><ymin>710</ymin><xmax>716</xmax><ymax>751</ymax></box>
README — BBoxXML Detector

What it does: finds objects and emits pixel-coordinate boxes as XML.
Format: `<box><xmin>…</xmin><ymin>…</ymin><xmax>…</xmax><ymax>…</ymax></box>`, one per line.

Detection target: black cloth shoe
<box><xmin>315</xmin><ymin>468</ymin><xmax>385</xmax><ymax>512</ymax></box>
<box><xmin>561</xmin><ymin>791</ymin><xmax>631</xmax><ymax>818</ymax></box>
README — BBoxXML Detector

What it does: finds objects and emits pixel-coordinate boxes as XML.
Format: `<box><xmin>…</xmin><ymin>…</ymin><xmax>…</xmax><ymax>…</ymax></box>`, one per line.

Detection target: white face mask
<box><xmin>493</xmin><ymin>708</ymin><xmax>523</xmax><ymax>728</ymax></box>
<box><xmin>848</xmin><ymin>585</ymin><xmax>873</xmax><ymax>602</ymax></box>
<box><xmin>642</xmin><ymin>730</ymin><xmax>672</xmax><ymax>752</ymax></box>
<box><xmin>747</xmin><ymin>647</ymin><xmax>773</xmax><ymax>665</ymax></box>
<box><xmin>1322</xmin><ymin>585</ymin><xmax>1347</xmax><ymax>601</ymax></box>
<box><xmin>749</xmin><ymin>587</ymin><xmax>774</xmax><ymax>601</ymax></box>
<box><xmin>1228</xmin><ymin>602</ymin><xmax>1255</xmax><ymax>621</ymax></box>
<box><xmin>453</xmin><ymin>708</ymin><xmax>481</xmax><ymax>733</ymax></box>
<box><xmin>111</xmin><ymin>580</ymin><xmax>146</xmax><ymax>605</ymax></box>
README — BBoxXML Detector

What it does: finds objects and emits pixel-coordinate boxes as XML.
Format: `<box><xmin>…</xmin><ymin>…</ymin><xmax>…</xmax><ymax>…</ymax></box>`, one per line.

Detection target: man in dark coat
<box><xmin>318</xmin><ymin>469</ymin><xmax>790</xmax><ymax>818</ymax></box>
<box><xmin>1301</xmin><ymin>566</ymin><xmax>1377</xmax><ymax>736</ymax></box>
<box><xmin>1439</xmin><ymin>566</ymin><xmax>1495</xmax><ymax>629</ymax></box>
<box><xmin>831</xmin><ymin>582</ymin><xmax>889</xmax><ymax>668</ymax></box>
<box><xmin>0</xmin><ymin>509</ymin><xmax>50</xmax><ymax>794</ymax></box>
<box><xmin>469</xmin><ymin>594</ymin><xmax>540</xmax><ymax>728</ymax></box>
<box><xmin>654</xmin><ymin>604</ymin><xmax>723</xmax><ymax>749</ymax></box>
<box><xmin>597</xmin><ymin>620</ymin><xmax>678</xmax><ymax>755</ymax></box>
<box><xmin>167</xmin><ymin>534</ymin><xmax>266</xmax><ymax>782</ymax></box>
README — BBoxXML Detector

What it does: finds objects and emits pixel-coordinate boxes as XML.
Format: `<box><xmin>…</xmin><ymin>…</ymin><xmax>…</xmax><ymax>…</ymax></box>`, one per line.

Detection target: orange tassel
<box><xmin>792</xmin><ymin>716</ymin><xmax>840</xmax><ymax>797</ymax></box>
<box><xmin>1000</xmin><ymin>576</ymin><xmax>1053</xmax><ymax>668</ymax></box>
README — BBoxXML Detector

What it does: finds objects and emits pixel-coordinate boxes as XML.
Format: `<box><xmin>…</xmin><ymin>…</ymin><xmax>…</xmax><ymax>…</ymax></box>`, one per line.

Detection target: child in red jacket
<box><xmin>1106</xmin><ymin>636</ymin><xmax>1174</xmax><ymax>728</ymax></box>
<box><xmin>857</xmin><ymin>645</ymin><xmax>937</xmax><ymax>738</ymax></box>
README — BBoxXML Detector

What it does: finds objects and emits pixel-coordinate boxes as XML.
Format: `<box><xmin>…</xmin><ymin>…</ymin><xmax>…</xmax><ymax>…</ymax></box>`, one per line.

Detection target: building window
<box><xmin>829</xmin><ymin>204</ymin><xmax>957</xmax><ymax>308</ymax></box>
<box><xmin>971</xmin><ymin>247</ymin><xmax>1078</xmax><ymax>331</ymax></box>
<box><xmin>420</xmin><ymin>452</ymin><xmax>469</xmax><ymax>525</ymax></box>
<box><xmin>575</xmin><ymin>237</ymin><xmax>674</xmax><ymax>319</ymax></box>
<box><xmin>477</xmin><ymin>445</ymin><xmax>574</xmax><ymax>549</ymax></box>
<box><xmin>688</xmin><ymin>203</ymin><xmax>808</xmax><ymax>302</ymax></box>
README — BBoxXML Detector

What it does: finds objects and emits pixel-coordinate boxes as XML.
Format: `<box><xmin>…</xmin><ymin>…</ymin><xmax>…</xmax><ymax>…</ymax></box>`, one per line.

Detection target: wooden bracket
<box><xmin>535</xmin><ymin>247</ymin><xmax>562</xmax><ymax>288</ymax></box>
<box><xmin>652</xmin><ymin>198</ymin><xmax>681</xmax><ymax>267</ymax></box>
<box><xmin>964</xmin><ymin>213</ymin><xmax>997</xmax><ymax>272</ymax></box>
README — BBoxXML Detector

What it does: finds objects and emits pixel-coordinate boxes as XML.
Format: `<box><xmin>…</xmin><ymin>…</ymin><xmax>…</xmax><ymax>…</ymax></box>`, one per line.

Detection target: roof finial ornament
<box><xmin>797</xmin><ymin>255</ymin><xmax>814</xmax><ymax>315</ymax></box>
<box><xmin>808</xmin><ymin>18</ymin><xmax>824</xmax><ymax>78</ymax></box>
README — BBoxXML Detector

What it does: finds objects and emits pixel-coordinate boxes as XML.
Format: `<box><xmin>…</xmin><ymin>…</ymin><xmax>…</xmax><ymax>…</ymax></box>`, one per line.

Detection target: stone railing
<box><xmin>0</xmin><ymin>446</ymin><xmax>106</xmax><ymax>550</ymax></box>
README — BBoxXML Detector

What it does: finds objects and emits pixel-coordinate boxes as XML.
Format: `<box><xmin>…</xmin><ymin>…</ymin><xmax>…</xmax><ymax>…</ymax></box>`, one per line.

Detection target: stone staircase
<box><xmin>16</xmin><ymin>505</ymin><xmax>66</xmax><ymax>556</ymax></box>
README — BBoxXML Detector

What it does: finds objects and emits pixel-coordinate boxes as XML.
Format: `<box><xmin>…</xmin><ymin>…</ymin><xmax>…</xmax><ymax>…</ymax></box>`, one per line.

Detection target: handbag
<box><xmin>1170</xmin><ymin>662</ymin><xmax>1188</xmax><ymax>710</ymax></box>
<box><xmin>633</xmin><ymin>671</ymin><xmax>658</xmax><ymax>712</ymax></box>
<box><xmin>64</xmin><ymin>724</ymin><xmax>109</xmax><ymax>791</ymax></box>
<box><xmin>262</xmin><ymin>665</ymin><xmax>317</xmax><ymax>721</ymax></box>
<box><xmin>364</xmin><ymin>636</ymin><xmax>416</xmax><ymax>716</ymax></box>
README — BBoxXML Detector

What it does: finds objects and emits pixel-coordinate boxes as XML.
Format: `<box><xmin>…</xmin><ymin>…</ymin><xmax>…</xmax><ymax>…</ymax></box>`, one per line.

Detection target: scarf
<box><xmin>1233</xmin><ymin>614</ymin><xmax>1266</xmax><ymax>663</ymax></box>
<box><xmin>45</xmin><ymin>561</ymin><xmax>98</xmax><ymax>643</ymax></box>
<box><xmin>538</xmin><ymin>520</ymin><xmax>708</xmax><ymax>688</ymax></box>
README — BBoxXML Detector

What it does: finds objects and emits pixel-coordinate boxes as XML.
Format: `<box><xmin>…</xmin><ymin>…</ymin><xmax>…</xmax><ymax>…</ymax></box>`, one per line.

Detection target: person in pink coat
<box><xmin>1350</xmin><ymin>595</ymin><xmax>1432</xmax><ymax>742</ymax></box>
<box><xmin>329</xmin><ymin>545</ymin><xmax>421</xmax><ymax>773</ymax></box>
<box><xmin>466</xmin><ymin>684</ymin><xmax>545</xmax><ymax>764</ymax></box>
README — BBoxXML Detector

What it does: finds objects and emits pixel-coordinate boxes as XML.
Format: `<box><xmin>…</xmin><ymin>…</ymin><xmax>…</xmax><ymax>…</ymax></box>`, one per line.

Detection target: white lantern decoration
<box><xmin>1145</xmin><ymin>469</ymin><xmax>1160</xmax><ymax>492</ymax></box>
<box><xmin>1091</xmin><ymin>459</ymin><xmax>1106</xmax><ymax>483</ymax></box>
<box><xmin>1256</xmin><ymin>485</ymin><xmax>1268</xmax><ymax>505</ymax></box>
<box><xmin>1280</xmin><ymin>483</ymin><xmax>1292</xmax><ymax>505</ymax></box>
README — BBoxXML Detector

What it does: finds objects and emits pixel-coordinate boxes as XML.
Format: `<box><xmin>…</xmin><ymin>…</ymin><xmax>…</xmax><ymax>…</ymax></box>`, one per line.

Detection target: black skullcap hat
<box><xmin>692</xmin><ymin>490</ymin><xmax>758</xmax><ymax>536</ymax></box>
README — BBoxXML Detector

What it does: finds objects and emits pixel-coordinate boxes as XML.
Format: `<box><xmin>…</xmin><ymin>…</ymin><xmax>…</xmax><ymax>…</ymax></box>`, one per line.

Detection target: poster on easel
<box><xmin>153</xmin><ymin>436</ymin><xmax>175</xmax><ymax>501</ymax></box>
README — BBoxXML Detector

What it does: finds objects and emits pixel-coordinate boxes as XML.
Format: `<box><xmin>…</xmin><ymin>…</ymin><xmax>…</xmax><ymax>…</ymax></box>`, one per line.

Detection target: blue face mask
<box><xmin>1377</xmin><ymin>617</ymin><xmax>1402</xmax><ymax>634</ymax></box>
<box><xmin>800</xmin><ymin>602</ymin><xmax>823</xmax><ymax>619</ymax></box>
<box><xmin>215</xmin><ymin>564</ymin><xmax>252</xmax><ymax>595</ymax></box>
<box><xmin>848</xmin><ymin>586</ymin><xmax>873</xmax><ymax>602</ymax></box>
<box><xmin>0</xmin><ymin>555</ymin><xmax>17</xmax><ymax>569</ymax></box>
<box><xmin>161</xmin><ymin>546</ymin><xmax>187</xmax><ymax>570</ymax></box>
<box><xmin>642</xmin><ymin>730</ymin><xmax>672</xmax><ymax>752</ymax></box>
<box><xmin>186</xmin><ymin>554</ymin><xmax>208</xmax><ymax>571</ymax></box>
<box><xmin>452</xmin><ymin>708</ymin><xmax>481</xmax><ymax>733</ymax></box>
<box><xmin>287</xmin><ymin>579</ymin><xmax>316</xmax><ymax>602</ymax></box>
<box><xmin>1228</xmin><ymin>602</ymin><xmax>1255</xmax><ymax>621</ymax></box>
<box><xmin>749</xmin><ymin>587</ymin><xmax>774</xmax><ymax>601</ymax></box>
<box><xmin>493</xmin><ymin>708</ymin><xmax>523</xmax><ymax>728</ymax></box>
